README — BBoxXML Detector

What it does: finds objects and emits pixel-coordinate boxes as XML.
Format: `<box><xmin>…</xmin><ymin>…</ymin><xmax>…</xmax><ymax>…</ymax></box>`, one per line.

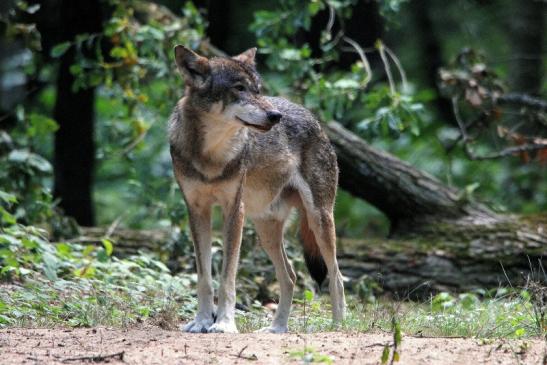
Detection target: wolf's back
<box><xmin>265</xmin><ymin>96</ymin><xmax>337</xmax><ymax>287</ymax></box>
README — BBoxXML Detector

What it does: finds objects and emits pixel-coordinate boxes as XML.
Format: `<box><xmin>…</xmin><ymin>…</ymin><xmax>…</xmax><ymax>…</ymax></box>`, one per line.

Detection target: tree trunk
<box><xmin>508</xmin><ymin>0</ymin><xmax>545</xmax><ymax>96</ymax></box>
<box><xmin>76</xmin><ymin>117</ymin><xmax>546</xmax><ymax>296</ymax></box>
<box><xmin>193</xmin><ymin>0</ymin><xmax>232</xmax><ymax>52</ymax></box>
<box><xmin>325</xmin><ymin>121</ymin><xmax>546</xmax><ymax>251</ymax></box>
<box><xmin>77</xmin><ymin>122</ymin><xmax>545</xmax><ymax>296</ymax></box>
<box><xmin>409</xmin><ymin>0</ymin><xmax>456</xmax><ymax>125</ymax></box>
<box><xmin>77</xmin><ymin>217</ymin><xmax>546</xmax><ymax>298</ymax></box>
<box><xmin>337</xmin><ymin>225</ymin><xmax>546</xmax><ymax>298</ymax></box>
<box><xmin>328</xmin><ymin>120</ymin><xmax>546</xmax><ymax>296</ymax></box>
<box><xmin>325</xmin><ymin>122</ymin><xmax>501</xmax><ymax>230</ymax></box>
<box><xmin>52</xmin><ymin>0</ymin><xmax>104</xmax><ymax>226</ymax></box>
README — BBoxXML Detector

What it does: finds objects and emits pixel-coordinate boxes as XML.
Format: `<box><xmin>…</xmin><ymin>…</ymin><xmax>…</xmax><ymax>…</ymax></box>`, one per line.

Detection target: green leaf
<box><xmin>83</xmin><ymin>245</ymin><xmax>95</xmax><ymax>257</ymax></box>
<box><xmin>432</xmin><ymin>292</ymin><xmax>455</xmax><ymax>311</ymax></box>
<box><xmin>74</xmin><ymin>265</ymin><xmax>96</xmax><ymax>278</ymax></box>
<box><xmin>459</xmin><ymin>293</ymin><xmax>479</xmax><ymax>309</ymax></box>
<box><xmin>381</xmin><ymin>345</ymin><xmax>390</xmax><ymax>364</ymax></box>
<box><xmin>69</xmin><ymin>64</ymin><xmax>83</xmax><ymax>75</ymax></box>
<box><xmin>394</xmin><ymin>322</ymin><xmax>402</xmax><ymax>346</ymax></box>
<box><xmin>97</xmin><ymin>249</ymin><xmax>109</xmax><ymax>262</ymax></box>
<box><xmin>56</xmin><ymin>243</ymin><xmax>73</xmax><ymax>257</ymax></box>
<box><xmin>332</xmin><ymin>79</ymin><xmax>360</xmax><ymax>89</ymax></box>
<box><xmin>308</xmin><ymin>2</ymin><xmax>322</xmax><ymax>16</ymax></box>
<box><xmin>42</xmin><ymin>251</ymin><xmax>58</xmax><ymax>280</ymax></box>
<box><xmin>8</xmin><ymin>149</ymin><xmax>52</xmax><ymax>173</ymax></box>
<box><xmin>22</xmin><ymin>238</ymin><xmax>39</xmax><ymax>250</ymax></box>
<box><xmin>102</xmin><ymin>239</ymin><xmax>113</xmax><ymax>256</ymax></box>
<box><xmin>279</xmin><ymin>48</ymin><xmax>302</xmax><ymax>61</ymax></box>
<box><xmin>410</xmin><ymin>122</ymin><xmax>420</xmax><ymax>136</ymax></box>
<box><xmin>51</xmin><ymin>42</ymin><xmax>71</xmax><ymax>58</ymax></box>
<box><xmin>28</xmin><ymin>113</ymin><xmax>59</xmax><ymax>137</ymax></box>
<box><xmin>465</xmin><ymin>182</ymin><xmax>480</xmax><ymax>196</ymax></box>
<box><xmin>304</xmin><ymin>289</ymin><xmax>314</xmax><ymax>302</ymax></box>
<box><xmin>0</xmin><ymin>191</ymin><xmax>17</xmax><ymax>205</ymax></box>
<box><xmin>514</xmin><ymin>328</ymin><xmax>526</xmax><ymax>337</ymax></box>
<box><xmin>110</xmin><ymin>46</ymin><xmax>128</xmax><ymax>59</ymax></box>
<box><xmin>0</xmin><ymin>206</ymin><xmax>16</xmax><ymax>225</ymax></box>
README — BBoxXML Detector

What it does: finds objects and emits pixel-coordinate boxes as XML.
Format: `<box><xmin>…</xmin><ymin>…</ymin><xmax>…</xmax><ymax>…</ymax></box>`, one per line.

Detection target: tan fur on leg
<box><xmin>305</xmin><ymin>209</ymin><xmax>346</xmax><ymax>323</ymax></box>
<box><xmin>253</xmin><ymin>218</ymin><xmax>295</xmax><ymax>333</ymax></box>
<box><xmin>208</xmin><ymin>174</ymin><xmax>246</xmax><ymax>333</ymax></box>
<box><xmin>174</xmin><ymin>170</ymin><xmax>215</xmax><ymax>333</ymax></box>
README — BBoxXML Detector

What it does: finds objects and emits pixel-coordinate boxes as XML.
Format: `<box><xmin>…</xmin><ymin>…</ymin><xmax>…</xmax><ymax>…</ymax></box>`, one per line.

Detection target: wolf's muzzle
<box><xmin>267</xmin><ymin>110</ymin><xmax>282</xmax><ymax>123</ymax></box>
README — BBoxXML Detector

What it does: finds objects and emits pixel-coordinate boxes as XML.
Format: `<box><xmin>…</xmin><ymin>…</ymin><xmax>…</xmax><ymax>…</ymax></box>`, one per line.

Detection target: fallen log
<box><xmin>75</xmin><ymin>122</ymin><xmax>546</xmax><ymax>297</ymax></box>
<box><xmin>77</xmin><ymin>222</ymin><xmax>545</xmax><ymax>298</ymax></box>
<box><xmin>325</xmin><ymin>121</ymin><xmax>546</xmax><ymax>241</ymax></box>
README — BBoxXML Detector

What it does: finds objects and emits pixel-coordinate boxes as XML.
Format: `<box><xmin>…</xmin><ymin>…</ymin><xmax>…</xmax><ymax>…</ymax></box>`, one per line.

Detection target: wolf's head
<box><xmin>174</xmin><ymin>45</ymin><xmax>282</xmax><ymax>132</ymax></box>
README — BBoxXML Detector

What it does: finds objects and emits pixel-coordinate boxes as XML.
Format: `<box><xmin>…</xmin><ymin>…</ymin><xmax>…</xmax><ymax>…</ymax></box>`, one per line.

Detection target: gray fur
<box><xmin>169</xmin><ymin>46</ymin><xmax>345</xmax><ymax>333</ymax></box>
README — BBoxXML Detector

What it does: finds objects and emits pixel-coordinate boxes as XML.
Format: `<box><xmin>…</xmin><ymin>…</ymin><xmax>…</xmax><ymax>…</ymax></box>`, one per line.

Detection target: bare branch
<box><xmin>62</xmin><ymin>351</ymin><xmax>124</xmax><ymax>363</ymax></box>
<box><xmin>464</xmin><ymin>142</ymin><xmax>547</xmax><ymax>161</ymax></box>
<box><xmin>343</xmin><ymin>36</ymin><xmax>372</xmax><ymax>88</ymax></box>
<box><xmin>326</xmin><ymin>4</ymin><xmax>335</xmax><ymax>35</ymax></box>
<box><xmin>444</xmin><ymin>112</ymin><xmax>489</xmax><ymax>152</ymax></box>
<box><xmin>384</xmin><ymin>44</ymin><xmax>408</xmax><ymax>91</ymax></box>
<box><xmin>377</xmin><ymin>41</ymin><xmax>396</xmax><ymax>95</ymax></box>
<box><xmin>497</xmin><ymin>93</ymin><xmax>547</xmax><ymax>112</ymax></box>
<box><xmin>451</xmin><ymin>97</ymin><xmax>470</xmax><ymax>142</ymax></box>
<box><xmin>450</xmin><ymin>97</ymin><xmax>547</xmax><ymax>160</ymax></box>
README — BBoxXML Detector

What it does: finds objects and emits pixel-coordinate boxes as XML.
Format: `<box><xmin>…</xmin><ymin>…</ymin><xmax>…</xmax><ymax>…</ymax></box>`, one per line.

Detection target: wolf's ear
<box><xmin>233</xmin><ymin>47</ymin><xmax>257</xmax><ymax>66</ymax></box>
<box><xmin>174</xmin><ymin>45</ymin><xmax>210</xmax><ymax>87</ymax></box>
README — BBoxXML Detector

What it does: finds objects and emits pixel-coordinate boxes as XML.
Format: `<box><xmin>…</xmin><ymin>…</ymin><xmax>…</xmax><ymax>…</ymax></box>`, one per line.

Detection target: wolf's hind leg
<box><xmin>281</xmin><ymin>242</ymin><xmax>297</xmax><ymax>285</ymax></box>
<box><xmin>305</xmin><ymin>208</ymin><xmax>346</xmax><ymax>323</ymax></box>
<box><xmin>297</xmin><ymin>174</ymin><xmax>346</xmax><ymax>324</ymax></box>
<box><xmin>253</xmin><ymin>218</ymin><xmax>295</xmax><ymax>333</ymax></box>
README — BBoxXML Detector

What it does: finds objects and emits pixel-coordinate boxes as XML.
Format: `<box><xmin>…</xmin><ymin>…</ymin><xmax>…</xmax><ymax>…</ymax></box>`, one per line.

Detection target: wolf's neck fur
<box><xmin>176</xmin><ymin>99</ymin><xmax>249</xmax><ymax>180</ymax></box>
<box><xmin>199</xmin><ymin>112</ymin><xmax>248</xmax><ymax>165</ymax></box>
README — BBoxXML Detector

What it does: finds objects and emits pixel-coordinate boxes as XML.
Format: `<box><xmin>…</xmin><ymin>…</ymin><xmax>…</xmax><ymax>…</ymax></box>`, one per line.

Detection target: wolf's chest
<box><xmin>242</xmin><ymin>184</ymin><xmax>280</xmax><ymax>218</ymax></box>
<box><xmin>242</xmin><ymin>162</ymin><xmax>296</xmax><ymax>219</ymax></box>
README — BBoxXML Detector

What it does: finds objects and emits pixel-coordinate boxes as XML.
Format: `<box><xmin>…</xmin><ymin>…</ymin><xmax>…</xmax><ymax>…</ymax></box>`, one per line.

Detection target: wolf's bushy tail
<box><xmin>299</xmin><ymin>212</ymin><xmax>327</xmax><ymax>286</ymax></box>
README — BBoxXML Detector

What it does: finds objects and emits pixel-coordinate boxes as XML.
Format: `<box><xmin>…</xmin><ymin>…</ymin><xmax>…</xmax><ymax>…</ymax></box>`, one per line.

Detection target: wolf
<box><xmin>168</xmin><ymin>45</ymin><xmax>346</xmax><ymax>333</ymax></box>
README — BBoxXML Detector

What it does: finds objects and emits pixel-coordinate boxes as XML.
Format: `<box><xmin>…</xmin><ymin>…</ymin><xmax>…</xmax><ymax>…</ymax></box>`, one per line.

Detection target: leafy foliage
<box><xmin>0</xmin><ymin>111</ymin><xmax>61</xmax><ymax>227</ymax></box>
<box><xmin>251</xmin><ymin>0</ymin><xmax>425</xmax><ymax>139</ymax></box>
<box><xmin>0</xmin><ymin>0</ymin><xmax>545</xmax><ymax>340</ymax></box>
<box><xmin>0</xmin><ymin>223</ymin><xmax>196</xmax><ymax>327</ymax></box>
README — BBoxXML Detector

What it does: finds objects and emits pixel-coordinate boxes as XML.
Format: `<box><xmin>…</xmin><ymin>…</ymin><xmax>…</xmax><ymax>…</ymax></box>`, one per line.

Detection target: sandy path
<box><xmin>1</xmin><ymin>326</ymin><xmax>545</xmax><ymax>364</ymax></box>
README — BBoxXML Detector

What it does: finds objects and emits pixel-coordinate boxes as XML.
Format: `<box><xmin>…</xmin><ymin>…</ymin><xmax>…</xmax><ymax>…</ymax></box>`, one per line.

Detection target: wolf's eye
<box><xmin>233</xmin><ymin>84</ymin><xmax>246</xmax><ymax>92</ymax></box>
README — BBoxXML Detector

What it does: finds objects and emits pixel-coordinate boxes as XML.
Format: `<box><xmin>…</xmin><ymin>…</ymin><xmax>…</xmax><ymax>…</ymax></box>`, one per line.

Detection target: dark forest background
<box><xmin>0</xmin><ymin>0</ymin><xmax>545</xmax><ymax>305</ymax></box>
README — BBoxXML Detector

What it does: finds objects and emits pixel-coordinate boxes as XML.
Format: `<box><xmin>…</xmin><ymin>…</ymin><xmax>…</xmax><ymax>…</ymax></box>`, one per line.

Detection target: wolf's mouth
<box><xmin>236</xmin><ymin>116</ymin><xmax>271</xmax><ymax>132</ymax></box>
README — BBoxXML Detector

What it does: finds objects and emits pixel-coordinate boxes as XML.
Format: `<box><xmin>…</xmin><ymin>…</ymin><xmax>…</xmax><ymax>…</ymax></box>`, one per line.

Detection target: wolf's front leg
<box><xmin>183</xmin><ymin>204</ymin><xmax>215</xmax><ymax>333</ymax></box>
<box><xmin>208</xmin><ymin>188</ymin><xmax>245</xmax><ymax>333</ymax></box>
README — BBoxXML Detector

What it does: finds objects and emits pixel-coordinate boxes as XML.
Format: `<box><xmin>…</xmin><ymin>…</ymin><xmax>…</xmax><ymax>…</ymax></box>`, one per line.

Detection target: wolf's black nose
<box><xmin>267</xmin><ymin>110</ymin><xmax>282</xmax><ymax>123</ymax></box>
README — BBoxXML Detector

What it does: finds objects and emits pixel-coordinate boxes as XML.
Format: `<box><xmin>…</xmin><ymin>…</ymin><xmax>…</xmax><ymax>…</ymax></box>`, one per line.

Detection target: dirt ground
<box><xmin>1</xmin><ymin>326</ymin><xmax>545</xmax><ymax>365</ymax></box>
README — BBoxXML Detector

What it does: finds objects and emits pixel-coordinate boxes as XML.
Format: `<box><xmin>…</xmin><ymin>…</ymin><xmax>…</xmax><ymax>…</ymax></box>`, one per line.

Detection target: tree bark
<box><xmin>52</xmin><ymin>0</ymin><xmax>104</xmax><ymax>226</ymax></box>
<box><xmin>410</xmin><ymin>0</ymin><xmax>456</xmax><ymax>125</ymax></box>
<box><xmin>193</xmin><ymin>0</ymin><xmax>232</xmax><ymax>52</ymax></box>
<box><xmin>325</xmin><ymin>122</ymin><xmax>501</xmax><ymax>231</ymax></box>
<box><xmin>326</xmin><ymin>121</ymin><xmax>545</xmax><ymax>296</ymax></box>
<box><xmin>77</xmin><ymin>217</ymin><xmax>546</xmax><ymax>298</ymax></box>
<box><xmin>337</xmin><ymin>225</ymin><xmax>546</xmax><ymax>298</ymax></box>
<box><xmin>76</xmin><ymin>121</ymin><xmax>546</xmax><ymax>297</ymax></box>
<box><xmin>325</xmin><ymin>121</ymin><xmax>546</xmax><ymax>250</ymax></box>
<box><xmin>508</xmin><ymin>0</ymin><xmax>545</xmax><ymax>96</ymax></box>
<box><xmin>77</xmin><ymin>122</ymin><xmax>545</xmax><ymax>296</ymax></box>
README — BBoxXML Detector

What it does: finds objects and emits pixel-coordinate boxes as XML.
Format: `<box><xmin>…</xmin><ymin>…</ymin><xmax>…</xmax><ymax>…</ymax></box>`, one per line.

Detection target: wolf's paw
<box><xmin>207</xmin><ymin>320</ymin><xmax>239</xmax><ymax>333</ymax></box>
<box><xmin>255</xmin><ymin>326</ymin><xmax>288</xmax><ymax>334</ymax></box>
<box><xmin>182</xmin><ymin>316</ymin><xmax>214</xmax><ymax>333</ymax></box>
